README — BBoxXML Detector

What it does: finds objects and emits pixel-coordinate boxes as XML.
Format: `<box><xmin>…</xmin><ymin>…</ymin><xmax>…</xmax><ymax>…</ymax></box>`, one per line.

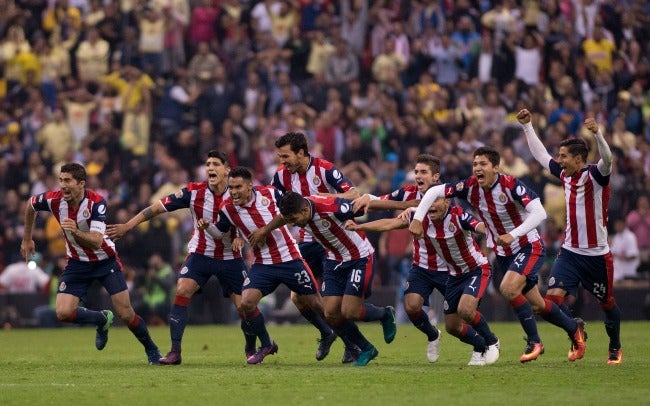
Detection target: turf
<box><xmin>0</xmin><ymin>321</ymin><xmax>648</xmax><ymax>405</ymax></box>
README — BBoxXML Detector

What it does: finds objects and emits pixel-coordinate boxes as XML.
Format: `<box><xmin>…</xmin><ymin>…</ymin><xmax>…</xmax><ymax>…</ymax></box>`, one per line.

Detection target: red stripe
<box><xmin>520</xmin><ymin>240</ymin><xmax>543</xmax><ymax>276</ymax></box>
<box><xmin>483</xmin><ymin>187</ymin><xmax>513</xmax><ymax>256</ymax></box>
<box><xmin>434</xmin><ymin>220</ymin><xmax>461</xmax><ymax>275</ymax></box>
<box><xmin>476</xmin><ymin>264</ymin><xmax>491</xmax><ymax>298</ymax></box>
<box><xmin>604</xmin><ymin>251</ymin><xmax>614</xmax><ymax>302</ymax></box>
<box><xmin>568</xmin><ymin>175</ymin><xmax>580</xmax><ymax>246</ymax></box>
<box><xmin>362</xmin><ymin>254</ymin><xmax>374</xmax><ymax>296</ymax></box>
<box><xmin>300</xmin><ymin>258</ymin><xmax>320</xmax><ymax>292</ymax></box>
<box><xmin>584</xmin><ymin>175</ymin><xmax>597</xmax><ymax>246</ymax></box>
<box><xmin>194</xmin><ymin>188</ymin><xmax>208</xmax><ymax>254</ymax></box>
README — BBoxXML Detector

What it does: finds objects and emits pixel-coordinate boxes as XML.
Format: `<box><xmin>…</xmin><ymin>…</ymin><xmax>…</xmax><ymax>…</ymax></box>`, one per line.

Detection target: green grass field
<box><xmin>1</xmin><ymin>321</ymin><xmax>648</xmax><ymax>405</ymax></box>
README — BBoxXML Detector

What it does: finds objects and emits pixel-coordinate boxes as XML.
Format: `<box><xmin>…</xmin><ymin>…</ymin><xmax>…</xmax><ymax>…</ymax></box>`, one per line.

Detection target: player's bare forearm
<box><xmin>71</xmin><ymin>229</ymin><xmax>104</xmax><ymax>250</ymax></box>
<box><xmin>355</xmin><ymin>217</ymin><xmax>407</xmax><ymax>232</ymax></box>
<box><xmin>22</xmin><ymin>204</ymin><xmax>37</xmax><ymax>241</ymax></box>
<box><xmin>338</xmin><ymin>188</ymin><xmax>361</xmax><ymax>200</ymax></box>
<box><xmin>368</xmin><ymin>199</ymin><xmax>418</xmax><ymax>211</ymax></box>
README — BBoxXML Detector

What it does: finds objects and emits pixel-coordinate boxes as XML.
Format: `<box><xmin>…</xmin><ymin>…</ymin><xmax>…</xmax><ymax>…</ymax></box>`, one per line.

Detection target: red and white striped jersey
<box><xmin>303</xmin><ymin>195</ymin><xmax>374</xmax><ymax>262</ymax></box>
<box><xmin>216</xmin><ymin>186</ymin><xmax>302</xmax><ymax>265</ymax></box>
<box><xmin>383</xmin><ymin>185</ymin><xmax>448</xmax><ymax>273</ymax></box>
<box><xmin>549</xmin><ymin>160</ymin><xmax>610</xmax><ymax>255</ymax></box>
<box><xmin>31</xmin><ymin>189</ymin><xmax>117</xmax><ymax>262</ymax></box>
<box><xmin>424</xmin><ymin>206</ymin><xmax>488</xmax><ymax>277</ymax></box>
<box><xmin>445</xmin><ymin>174</ymin><xmax>542</xmax><ymax>257</ymax></box>
<box><xmin>160</xmin><ymin>182</ymin><xmax>240</xmax><ymax>260</ymax></box>
<box><xmin>272</xmin><ymin>156</ymin><xmax>355</xmax><ymax>243</ymax></box>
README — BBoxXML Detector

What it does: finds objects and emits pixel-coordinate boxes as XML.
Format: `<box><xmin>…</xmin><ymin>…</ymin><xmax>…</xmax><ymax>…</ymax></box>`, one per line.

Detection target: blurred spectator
<box><xmin>0</xmin><ymin>252</ymin><xmax>49</xmax><ymax>293</ymax></box>
<box><xmin>610</xmin><ymin>218</ymin><xmax>640</xmax><ymax>281</ymax></box>
<box><xmin>626</xmin><ymin>195</ymin><xmax>650</xmax><ymax>274</ymax></box>
<box><xmin>133</xmin><ymin>253</ymin><xmax>175</xmax><ymax>326</ymax></box>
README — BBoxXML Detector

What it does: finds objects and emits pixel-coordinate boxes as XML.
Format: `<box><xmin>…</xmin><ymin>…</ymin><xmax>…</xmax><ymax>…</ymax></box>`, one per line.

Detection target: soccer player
<box><xmin>518</xmin><ymin>109</ymin><xmax>623</xmax><ymax>364</ymax></box>
<box><xmin>275</xmin><ymin>191</ymin><xmax>397</xmax><ymax>366</ymax></box>
<box><xmin>348</xmin><ymin>198</ymin><xmax>500</xmax><ymax>366</ymax></box>
<box><xmin>350</xmin><ymin>154</ymin><xmax>448</xmax><ymax>363</ymax></box>
<box><xmin>201</xmin><ymin>167</ymin><xmax>324</xmax><ymax>364</ymax></box>
<box><xmin>20</xmin><ymin>163</ymin><xmax>161</xmax><ymax>364</ymax></box>
<box><xmin>409</xmin><ymin>146</ymin><xmax>587</xmax><ymax>363</ymax></box>
<box><xmin>106</xmin><ymin>150</ymin><xmax>267</xmax><ymax>365</ymax></box>
<box><xmin>271</xmin><ymin>131</ymin><xmax>361</xmax><ymax>362</ymax></box>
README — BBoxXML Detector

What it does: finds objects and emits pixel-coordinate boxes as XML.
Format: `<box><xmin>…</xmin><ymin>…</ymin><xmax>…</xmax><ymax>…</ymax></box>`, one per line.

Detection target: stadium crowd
<box><xmin>1</xmin><ymin>0</ymin><xmax>649</xmax><ymax>325</ymax></box>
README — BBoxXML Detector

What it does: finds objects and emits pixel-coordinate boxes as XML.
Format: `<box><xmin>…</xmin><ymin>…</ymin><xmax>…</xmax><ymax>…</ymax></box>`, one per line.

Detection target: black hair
<box><xmin>275</xmin><ymin>132</ymin><xmax>309</xmax><ymax>155</ymax></box>
<box><xmin>278</xmin><ymin>191</ymin><xmax>308</xmax><ymax>216</ymax></box>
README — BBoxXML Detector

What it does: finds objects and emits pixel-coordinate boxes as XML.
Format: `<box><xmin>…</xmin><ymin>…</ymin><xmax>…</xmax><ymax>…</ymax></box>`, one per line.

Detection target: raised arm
<box><xmin>517</xmin><ymin>109</ymin><xmax>552</xmax><ymax>171</ymax></box>
<box><xmin>584</xmin><ymin>117</ymin><xmax>612</xmax><ymax>175</ymax></box>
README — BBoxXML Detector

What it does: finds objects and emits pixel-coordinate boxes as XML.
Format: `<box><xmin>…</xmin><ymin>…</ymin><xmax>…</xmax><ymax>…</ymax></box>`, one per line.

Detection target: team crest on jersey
<box><xmin>548</xmin><ymin>277</ymin><xmax>555</xmax><ymax>287</ymax></box>
<box><xmin>332</xmin><ymin>169</ymin><xmax>342</xmax><ymax>180</ymax></box>
<box><xmin>175</xmin><ymin>189</ymin><xmax>183</xmax><ymax>198</ymax></box>
<box><xmin>82</xmin><ymin>208</ymin><xmax>90</xmax><ymax>219</ymax></box>
<box><xmin>180</xmin><ymin>266</ymin><xmax>188</xmax><ymax>275</ymax></box>
<box><xmin>313</xmin><ymin>176</ymin><xmax>321</xmax><ymax>186</ymax></box>
<box><xmin>243</xmin><ymin>277</ymin><xmax>251</xmax><ymax>286</ymax></box>
<box><xmin>321</xmin><ymin>219</ymin><xmax>330</xmax><ymax>228</ymax></box>
<box><xmin>59</xmin><ymin>281</ymin><xmax>67</xmax><ymax>291</ymax></box>
<box><xmin>448</xmin><ymin>223</ymin><xmax>456</xmax><ymax>233</ymax></box>
<box><xmin>261</xmin><ymin>197</ymin><xmax>270</xmax><ymax>206</ymax></box>
<box><xmin>498</xmin><ymin>193</ymin><xmax>507</xmax><ymax>203</ymax></box>
<box><xmin>456</xmin><ymin>182</ymin><xmax>464</xmax><ymax>191</ymax></box>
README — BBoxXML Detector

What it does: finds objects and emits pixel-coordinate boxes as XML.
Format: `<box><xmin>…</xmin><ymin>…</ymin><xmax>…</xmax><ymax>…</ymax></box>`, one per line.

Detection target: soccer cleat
<box><xmin>147</xmin><ymin>347</ymin><xmax>162</xmax><ymax>365</ymax></box>
<box><xmin>247</xmin><ymin>341</ymin><xmax>279</xmax><ymax>365</ymax></box>
<box><xmin>519</xmin><ymin>340</ymin><xmax>544</xmax><ymax>363</ymax></box>
<box><xmin>353</xmin><ymin>345</ymin><xmax>379</xmax><ymax>367</ymax></box>
<box><xmin>315</xmin><ymin>333</ymin><xmax>337</xmax><ymax>361</ymax></box>
<box><xmin>245</xmin><ymin>344</ymin><xmax>256</xmax><ymax>359</ymax></box>
<box><xmin>381</xmin><ymin>306</ymin><xmax>397</xmax><ymax>344</ymax></box>
<box><xmin>484</xmin><ymin>339</ymin><xmax>500</xmax><ymax>365</ymax></box>
<box><xmin>607</xmin><ymin>348</ymin><xmax>622</xmax><ymax>365</ymax></box>
<box><xmin>342</xmin><ymin>345</ymin><xmax>361</xmax><ymax>364</ymax></box>
<box><xmin>467</xmin><ymin>350</ymin><xmax>486</xmax><ymax>366</ymax></box>
<box><xmin>95</xmin><ymin>310</ymin><xmax>114</xmax><ymax>350</ymax></box>
<box><xmin>159</xmin><ymin>350</ymin><xmax>182</xmax><ymax>365</ymax></box>
<box><xmin>426</xmin><ymin>330</ymin><xmax>441</xmax><ymax>363</ymax></box>
<box><xmin>568</xmin><ymin>318</ymin><xmax>587</xmax><ymax>362</ymax></box>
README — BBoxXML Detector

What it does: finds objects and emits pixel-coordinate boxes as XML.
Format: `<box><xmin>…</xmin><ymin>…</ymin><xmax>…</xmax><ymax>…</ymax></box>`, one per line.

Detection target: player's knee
<box><xmin>545</xmin><ymin>294</ymin><xmax>564</xmax><ymax>306</ymax></box>
<box><xmin>340</xmin><ymin>305</ymin><xmax>361</xmax><ymax>320</ymax></box>
<box><xmin>240</xmin><ymin>300</ymin><xmax>257</xmax><ymax>314</ymax></box>
<box><xmin>403</xmin><ymin>301</ymin><xmax>421</xmax><ymax>316</ymax></box>
<box><xmin>600</xmin><ymin>297</ymin><xmax>616</xmax><ymax>311</ymax></box>
<box><xmin>55</xmin><ymin>308</ymin><xmax>73</xmax><ymax>321</ymax></box>
<box><xmin>456</xmin><ymin>306</ymin><xmax>473</xmax><ymax>322</ymax></box>
<box><xmin>117</xmin><ymin>307</ymin><xmax>136</xmax><ymax>323</ymax></box>
<box><xmin>444</xmin><ymin>324</ymin><xmax>462</xmax><ymax>338</ymax></box>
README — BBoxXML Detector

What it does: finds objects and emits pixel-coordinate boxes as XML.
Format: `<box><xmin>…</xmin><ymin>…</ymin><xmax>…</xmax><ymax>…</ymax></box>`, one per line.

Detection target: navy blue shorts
<box><xmin>404</xmin><ymin>265</ymin><xmax>448</xmax><ymax>306</ymax></box>
<box><xmin>443</xmin><ymin>265</ymin><xmax>491</xmax><ymax>315</ymax></box>
<box><xmin>179</xmin><ymin>253</ymin><xmax>247</xmax><ymax>298</ymax></box>
<box><xmin>244</xmin><ymin>259</ymin><xmax>319</xmax><ymax>297</ymax></box>
<box><xmin>495</xmin><ymin>241</ymin><xmax>545</xmax><ymax>291</ymax></box>
<box><xmin>299</xmin><ymin>241</ymin><xmax>327</xmax><ymax>280</ymax></box>
<box><xmin>321</xmin><ymin>255</ymin><xmax>375</xmax><ymax>298</ymax></box>
<box><xmin>58</xmin><ymin>257</ymin><xmax>127</xmax><ymax>302</ymax></box>
<box><xmin>548</xmin><ymin>247</ymin><xmax>615</xmax><ymax>302</ymax></box>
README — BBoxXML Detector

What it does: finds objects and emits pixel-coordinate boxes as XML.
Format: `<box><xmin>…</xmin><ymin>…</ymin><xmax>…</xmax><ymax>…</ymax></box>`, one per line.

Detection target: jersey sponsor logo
<box><xmin>448</xmin><ymin>223</ymin><xmax>456</xmax><ymax>233</ymax></box>
<box><xmin>391</xmin><ymin>190</ymin><xmax>399</xmax><ymax>197</ymax></box>
<box><xmin>548</xmin><ymin>277</ymin><xmax>555</xmax><ymax>287</ymax></box>
<box><xmin>404</xmin><ymin>281</ymin><xmax>410</xmax><ymax>290</ymax></box>
<box><xmin>82</xmin><ymin>208</ymin><xmax>91</xmax><ymax>219</ymax></box>
<box><xmin>180</xmin><ymin>266</ymin><xmax>189</xmax><ymax>275</ymax></box>
<box><xmin>174</xmin><ymin>189</ymin><xmax>183</xmax><ymax>198</ymax></box>
<box><xmin>340</xmin><ymin>203</ymin><xmax>350</xmax><ymax>213</ymax></box>
<box><xmin>59</xmin><ymin>281</ymin><xmax>67</xmax><ymax>291</ymax></box>
<box><xmin>97</xmin><ymin>204</ymin><xmax>106</xmax><ymax>215</ymax></box>
<box><xmin>321</xmin><ymin>281</ymin><xmax>326</xmax><ymax>292</ymax></box>
<box><xmin>243</xmin><ymin>277</ymin><xmax>251</xmax><ymax>286</ymax></box>
<box><xmin>461</xmin><ymin>212</ymin><xmax>469</xmax><ymax>221</ymax></box>
<box><xmin>498</xmin><ymin>193</ymin><xmax>507</xmax><ymax>203</ymax></box>
<box><xmin>321</xmin><ymin>219</ymin><xmax>330</xmax><ymax>228</ymax></box>
<box><xmin>261</xmin><ymin>197</ymin><xmax>270</xmax><ymax>206</ymax></box>
<box><xmin>443</xmin><ymin>300</ymin><xmax>449</xmax><ymax>311</ymax></box>
<box><xmin>516</xmin><ymin>185</ymin><xmax>526</xmax><ymax>197</ymax></box>
<box><xmin>332</xmin><ymin>169</ymin><xmax>342</xmax><ymax>180</ymax></box>
<box><xmin>313</xmin><ymin>176</ymin><xmax>321</xmax><ymax>186</ymax></box>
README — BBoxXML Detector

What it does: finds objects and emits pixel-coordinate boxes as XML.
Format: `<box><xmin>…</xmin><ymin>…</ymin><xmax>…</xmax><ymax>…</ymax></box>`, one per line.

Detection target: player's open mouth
<box><xmin>475</xmin><ymin>174</ymin><xmax>485</xmax><ymax>181</ymax></box>
<box><xmin>208</xmin><ymin>173</ymin><xmax>217</xmax><ymax>180</ymax></box>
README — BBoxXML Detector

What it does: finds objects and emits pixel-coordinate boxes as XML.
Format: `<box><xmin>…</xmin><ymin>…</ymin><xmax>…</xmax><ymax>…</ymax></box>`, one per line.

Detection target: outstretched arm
<box><xmin>496</xmin><ymin>199</ymin><xmax>547</xmax><ymax>246</ymax></box>
<box><xmin>409</xmin><ymin>184</ymin><xmax>445</xmax><ymax>238</ymax></box>
<box><xmin>106</xmin><ymin>201</ymin><xmax>166</xmax><ymax>240</ymax></box>
<box><xmin>584</xmin><ymin>117</ymin><xmax>612</xmax><ymax>175</ymax></box>
<box><xmin>248</xmin><ymin>215</ymin><xmax>288</xmax><ymax>247</ymax></box>
<box><xmin>345</xmin><ymin>216</ymin><xmax>408</xmax><ymax>232</ymax></box>
<box><xmin>517</xmin><ymin>109</ymin><xmax>552</xmax><ymax>171</ymax></box>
